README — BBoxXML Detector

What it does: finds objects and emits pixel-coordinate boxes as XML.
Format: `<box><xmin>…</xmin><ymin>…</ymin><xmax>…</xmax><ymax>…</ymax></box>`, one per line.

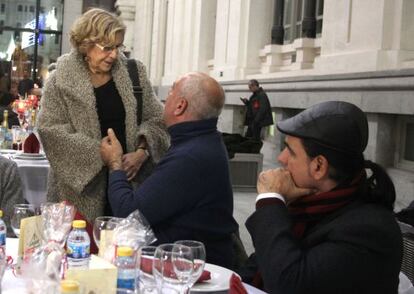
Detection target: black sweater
<box><xmin>108</xmin><ymin>118</ymin><xmax>238</xmax><ymax>268</ymax></box>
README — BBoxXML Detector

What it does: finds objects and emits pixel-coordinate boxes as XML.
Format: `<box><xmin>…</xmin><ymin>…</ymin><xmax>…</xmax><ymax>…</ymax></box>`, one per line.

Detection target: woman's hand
<box><xmin>122</xmin><ymin>149</ymin><xmax>149</xmax><ymax>181</ymax></box>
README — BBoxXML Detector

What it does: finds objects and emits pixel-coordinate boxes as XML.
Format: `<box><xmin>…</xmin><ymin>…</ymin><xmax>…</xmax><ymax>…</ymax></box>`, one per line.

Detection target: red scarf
<box><xmin>288</xmin><ymin>185</ymin><xmax>358</xmax><ymax>238</ymax></box>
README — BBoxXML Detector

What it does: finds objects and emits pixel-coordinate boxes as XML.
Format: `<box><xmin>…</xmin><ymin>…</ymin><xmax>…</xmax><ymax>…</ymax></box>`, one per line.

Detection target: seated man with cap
<box><xmin>245</xmin><ymin>101</ymin><xmax>402</xmax><ymax>293</ymax></box>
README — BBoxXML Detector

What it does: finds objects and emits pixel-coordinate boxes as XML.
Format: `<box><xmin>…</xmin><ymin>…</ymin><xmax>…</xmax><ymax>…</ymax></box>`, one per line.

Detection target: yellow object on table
<box><xmin>65</xmin><ymin>255</ymin><xmax>118</xmax><ymax>294</ymax></box>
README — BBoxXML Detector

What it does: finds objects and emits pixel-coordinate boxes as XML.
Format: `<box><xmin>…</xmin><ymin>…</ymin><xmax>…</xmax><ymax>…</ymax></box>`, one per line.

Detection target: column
<box><xmin>271</xmin><ymin>0</ymin><xmax>284</xmax><ymax>44</ymax></box>
<box><xmin>61</xmin><ymin>0</ymin><xmax>82</xmax><ymax>53</ymax></box>
<box><xmin>302</xmin><ymin>0</ymin><xmax>316</xmax><ymax>38</ymax></box>
<box><xmin>161</xmin><ymin>0</ymin><xmax>217</xmax><ymax>85</ymax></box>
<box><xmin>132</xmin><ymin>0</ymin><xmax>154</xmax><ymax>67</ymax></box>
<box><xmin>210</xmin><ymin>0</ymin><xmax>274</xmax><ymax>81</ymax></box>
<box><xmin>149</xmin><ymin>0</ymin><xmax>168</xmax><ymax>85</ymax></box>
<box><xmin>115</xmin><ymin>0</ymin><xmax>136</xmax><ymax>53</ymax></box>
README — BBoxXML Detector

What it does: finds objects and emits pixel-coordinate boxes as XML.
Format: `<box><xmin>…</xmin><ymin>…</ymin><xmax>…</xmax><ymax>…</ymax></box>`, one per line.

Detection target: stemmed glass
<box><xmin>0</xmin><ymin>128</ymin><xmax>5</xmax><ymax>148</ymax></box>
<box><xmin>93</xmin><ymin>216</ymin><xmax>123</xmax><ymax>249</ymax></box>
<box><xmin>153</xmin><ymin>244</ymin><xmax>193</xmax><ymax>294</ymax></box>
<box><xmin>137</xmin><ymin>246</ymin><xmax>158</xmax><ymax>293</ymax></box>
<box><xmin>10</xmin><ymin>204</ymin><xmax>35</xmax><ymax>237</ymax></box>
<box><xmin>174</xmin><ymin>240</ymin><xmax>206</xmax><ymax>292</ymax></box>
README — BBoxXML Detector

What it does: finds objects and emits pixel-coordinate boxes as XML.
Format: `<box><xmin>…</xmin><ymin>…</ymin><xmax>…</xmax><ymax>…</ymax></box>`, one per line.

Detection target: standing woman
<box><xmin>37</xmin><ymin>9</ymin><xmax>169</xmax><ymax>231</ymax></box>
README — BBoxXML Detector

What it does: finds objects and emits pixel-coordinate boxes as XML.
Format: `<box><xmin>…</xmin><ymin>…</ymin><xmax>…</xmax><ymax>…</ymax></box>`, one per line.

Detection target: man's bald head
<box><xmin>178</xmin><ymin>72</ymin><xmax>225</xmax><ymax>120</ymax></box>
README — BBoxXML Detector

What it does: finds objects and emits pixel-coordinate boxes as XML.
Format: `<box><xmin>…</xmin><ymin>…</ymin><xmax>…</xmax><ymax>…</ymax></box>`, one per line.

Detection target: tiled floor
<box><xmin>232</xmin><ymin>140</ymin><xmax>280</xmax><ymax>255</ymax></box>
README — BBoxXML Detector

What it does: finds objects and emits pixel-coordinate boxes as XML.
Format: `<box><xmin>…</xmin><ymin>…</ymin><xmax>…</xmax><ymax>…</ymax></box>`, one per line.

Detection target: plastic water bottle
<box><xmin>66</xmin><ymin>220</ymin><xmax>90</xmax><ymax>269</ymax></box>
<box><xmin>0</xmin><ymin>210</ymin><xmax>6</xmax><ymax>252</ymax></box>
<box><xmin>115</xmin><ymin>246</ymin><xmax>136</xmax><ymax>290</ymax></box>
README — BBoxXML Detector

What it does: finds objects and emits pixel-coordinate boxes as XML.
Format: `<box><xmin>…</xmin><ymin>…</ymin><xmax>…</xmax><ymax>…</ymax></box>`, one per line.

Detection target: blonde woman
<box><xmin>37</xmin><ymin>8</ymin><xmax>169</xmax><ymax>247</ymax></box>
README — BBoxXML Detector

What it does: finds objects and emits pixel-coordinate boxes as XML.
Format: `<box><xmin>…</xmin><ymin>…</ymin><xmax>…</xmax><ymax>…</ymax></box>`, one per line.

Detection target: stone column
<box><xmin>115</xmin><ymin>0</ymin><xmax>136</xmax><ymax>53</ymax></box>
<box><xmin>132</xmin><ymin>0</ymin><xmax>154</xmax><ymax>67</ymax></box>
<box><xmin>61</xmin><ymin>0</ymin><xmax>82</xmax><ymax>54</ymax></box>
<box><xmin>210</xmin><ymin>0</ymin><xmax>274</xmax><ymax>81</ymax></box>
<box><xmin>271</xmin><ymin>0</ymin><xmax>284</xmax><ymax>44</ymax></box>
<box><xmin>302</xmin><ymin>0</ymin><xmax>316</xmax><ymax>38</ymax></box>
<box><xmin>161</xmin><ymin>0</ymin><xmax>217</xmax><ymax>85</ymax></box>
<box><xmin>149</xmin><ymin>0</ymin><xmax>168</xmax><ymax>86</ymax></box>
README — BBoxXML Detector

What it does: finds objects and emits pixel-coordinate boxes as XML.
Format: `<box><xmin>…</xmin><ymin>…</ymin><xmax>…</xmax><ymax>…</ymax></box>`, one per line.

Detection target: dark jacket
<box><xmin>0</xmin><ymin>106</ymin><xmax>20</xmax><ymax>128</ymax></box>
<box><xmin>244</xmin><ymin>87</ymin><xmax>273</xmax><ymax>128</ymax></box>
<box><xmin>246</xmin><ymin>197</ymin><xmax>403</xmax><ymax>294</ymax></box>
<box><xmin>108</xmin><ymin>118</ymin><xmax>239</xmax><ymax>268</ymax></box>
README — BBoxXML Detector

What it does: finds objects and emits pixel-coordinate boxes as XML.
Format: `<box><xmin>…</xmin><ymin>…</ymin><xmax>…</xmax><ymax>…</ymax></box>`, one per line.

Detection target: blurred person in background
<box><xmin>0</xmin><ymin>156</ymin><xmax>25</xmax><ymax>236</ymax></box>
<box><xmin>240</xmin><ymin>79</ymin><xmax>273</xmax><ymax>141</ymax></box>
<box><xmin>0</xmin><ymin>92</ymin><xmax>19</xmax><ymax>127</ymax></box>
<box><xmin>37</xmin><ymin>8</ymin><xmax>169</xmax><ymax>250</ymax></box>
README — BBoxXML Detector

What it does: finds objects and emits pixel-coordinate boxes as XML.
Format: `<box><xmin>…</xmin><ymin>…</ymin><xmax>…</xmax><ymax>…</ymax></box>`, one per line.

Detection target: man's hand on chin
<box><xmin>257</xmin><ymin>168</ymin><xmax>313</xmax><ymax>202</ymax></box>
<box><xmin>100</xmin><ymin>128</ymin><xmax>123</xmax><ymax>172</ymax></box>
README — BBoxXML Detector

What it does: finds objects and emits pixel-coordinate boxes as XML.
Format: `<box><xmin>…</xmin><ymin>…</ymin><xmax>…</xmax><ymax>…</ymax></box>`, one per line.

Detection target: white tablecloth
<box><xmin>14</xmin><ymin>157</ymin><xmax>50</xmax><ymax>208</ymax></box>
<box><xmin>1</xmin><ymin>150</ymin><xmax>50</xmax><ymax>208</ymax></box>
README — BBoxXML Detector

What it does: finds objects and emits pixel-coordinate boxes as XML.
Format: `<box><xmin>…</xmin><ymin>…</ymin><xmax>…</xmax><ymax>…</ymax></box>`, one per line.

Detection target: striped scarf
<box><xmin>288</xmin><ymin>185</ymin><xmax>359</xmax><ymax>238</ymax></box>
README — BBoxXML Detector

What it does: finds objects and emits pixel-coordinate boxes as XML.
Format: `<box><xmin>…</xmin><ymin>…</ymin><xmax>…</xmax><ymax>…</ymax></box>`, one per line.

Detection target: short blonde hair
<box><xmin>69</xmin><ymin>8</ymin><xmax>126</xmax><ymax>55</ymax></box>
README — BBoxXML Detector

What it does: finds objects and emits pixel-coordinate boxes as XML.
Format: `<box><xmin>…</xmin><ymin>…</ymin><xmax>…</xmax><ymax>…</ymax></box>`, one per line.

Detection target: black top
<box><xmin>108</xmin><ymin>118</ymin><xmax>238</xmax><ymax>268</ymax></box>
<box><xmin>95</xmin><ymin>79</ymin><xmax>127</xmax><ymax>153</ymax></box>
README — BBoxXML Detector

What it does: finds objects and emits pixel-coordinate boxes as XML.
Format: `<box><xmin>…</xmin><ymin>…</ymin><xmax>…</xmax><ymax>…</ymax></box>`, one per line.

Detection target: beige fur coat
<box><xmin>37</xmin><ymin>50</ymin><xmax>169</xmax><ymax>223</ymax></box>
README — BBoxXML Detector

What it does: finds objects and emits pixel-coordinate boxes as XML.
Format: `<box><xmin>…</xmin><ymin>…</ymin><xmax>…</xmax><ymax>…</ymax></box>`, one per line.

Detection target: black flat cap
<box><xmin>277</xmin><ymin>101</ymin><xmax>368</xmax><ymax>155</ymax></box>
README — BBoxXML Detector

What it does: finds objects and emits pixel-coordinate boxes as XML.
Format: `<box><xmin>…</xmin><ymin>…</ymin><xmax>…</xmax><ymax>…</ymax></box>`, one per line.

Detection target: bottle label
<box><xmin>67</xmin><ymin>243</ymin><xmax>90</xmax><ymax>259</ymax></box>
<box><xmin>117</xmin><ymin>278</ymin><xmax>135</xmax><ymax>290</ymax></box>
<box><xmin>0</xmin><ymin>232</ymin><xmax>5</xmax><ymax>247</ymax></box>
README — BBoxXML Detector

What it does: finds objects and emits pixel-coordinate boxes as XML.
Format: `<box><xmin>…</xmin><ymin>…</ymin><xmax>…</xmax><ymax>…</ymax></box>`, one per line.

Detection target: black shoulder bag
<box><xmin>126</xmin><ymin>59</ymin><xmax>143</xmax><ymax>125</ymax></box>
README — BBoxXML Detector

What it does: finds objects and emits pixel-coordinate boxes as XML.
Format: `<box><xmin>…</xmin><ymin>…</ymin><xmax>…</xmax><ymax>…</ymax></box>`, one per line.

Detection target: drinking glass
<box><xmin>137</xmin><ymin>246</ymin><xmax>158</xmax><ymax>293</ymax></box>
<box><xmin>10</xmin><ymin>204</ymin><xmax>35</xmax><ymax>237</ymax></box>
<box><xmin>93</xmin><ymin>216</ymin><xmax>122</xmax><ymax>248</ymax></box>
<box><xmin>174</xmin><ymin>240</ymin><xmax>206</xmax><ymax>291</ymax></box>
<box><xmin>153</xmin><ymin>244</ymin><xmax>193</xmax><ymax>294</ymax></box>
<box><xmin>0</xmin><ymin>128</ymin><xmax>5</xmax><ymax>148</ymax></box>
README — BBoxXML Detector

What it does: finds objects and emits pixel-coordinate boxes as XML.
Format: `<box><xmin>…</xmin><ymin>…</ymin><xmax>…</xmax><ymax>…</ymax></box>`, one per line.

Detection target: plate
<box><xmin>13</xmin><ymin>153</ymin><xmax>46</xmax><ymax>160</ymax></box>
<box><xmin>190</xmin><ymin>263</ymin><xmax>239</xmax><ymax>292</ymax></box>
<box><xmin>0</xmin><ymin>149</ymin><xmax>19</xmax><ymax>154</ymax></box>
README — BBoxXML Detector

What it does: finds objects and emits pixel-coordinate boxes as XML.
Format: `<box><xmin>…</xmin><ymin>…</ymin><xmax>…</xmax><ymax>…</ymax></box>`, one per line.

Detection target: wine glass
<box><xmin>174</xmin><ymin>240</ymin><xmax>206</xmax><ymax>292</ymax></box>
<box><xmin>153</xmin><ymin>244</ymin><xmax>193</xmax><ymax>294</ymax></box>
<box><xmin>137</xmin><ymin>246</ymin><xmax>158</xmax><ymax>293</ymax></box>
<box><xmin>0</xmin><ymin>128</ymin><xmax>5</xmax><ymax>148</ymax></box>
<box><xmin>10</xmin><ymin>204</ymin><xmax>35</xmax><ymax>237</ymax></box>
<box><xmin>93</xmin><ymin>216</ymin><xmax>123</xmax><ymax>249</ymax></box>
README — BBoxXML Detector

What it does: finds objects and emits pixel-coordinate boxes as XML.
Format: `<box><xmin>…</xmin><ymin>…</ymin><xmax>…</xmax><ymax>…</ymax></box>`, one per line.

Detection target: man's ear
<box><xmin>310</xmin><ymin>155</ymin><xmax>329</xmax><ymax>181</ymax></box>
<box><xmin>174</xmin><ymin>98</ymin><xmax>188</xmax><ymax>116</ymax></box>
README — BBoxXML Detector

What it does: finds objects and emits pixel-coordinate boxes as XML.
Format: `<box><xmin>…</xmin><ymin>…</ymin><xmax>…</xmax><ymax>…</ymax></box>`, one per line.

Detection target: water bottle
<box><xmin>66</xmin><ymin>220</ymin><xmax>90</xmax><ymax>269</ymax></box>
<box><xmin>0</xmin><ymin>210</ymin><xmax>6</xmax><ymax>252</ymax></box>
<box><xmin>115</xmin><ymin>246</ymin><xmax>136</xmax><ymax>290</ymax></box>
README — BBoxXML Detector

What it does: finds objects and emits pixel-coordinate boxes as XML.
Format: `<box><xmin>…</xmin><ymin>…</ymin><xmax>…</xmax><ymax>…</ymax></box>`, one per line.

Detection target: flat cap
<box><xmin>277</xmin><ymin>101</ymin><xmax>368</xmax><ymax>155</ymax></box>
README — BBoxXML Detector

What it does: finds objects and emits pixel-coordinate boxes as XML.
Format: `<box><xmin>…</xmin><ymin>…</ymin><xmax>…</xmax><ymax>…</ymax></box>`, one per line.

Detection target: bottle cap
<box><xmin>60</xmin><ymin>280</ymin><xmax>80</xmax><ymax>292</ymax></box>
<box><xmin>72</xmin><ymin>220</ymin><xmax>86</xmax><ymax>229</ymax></box>
<box><xmin>117</xmin><ymin>246</ymin><xmax>134</xmax><ymax>257</ymax></box>
<box><xmin>0</xmin><ymin>210</ymin><xmax>3</xmax><ymax>217</ymax></box>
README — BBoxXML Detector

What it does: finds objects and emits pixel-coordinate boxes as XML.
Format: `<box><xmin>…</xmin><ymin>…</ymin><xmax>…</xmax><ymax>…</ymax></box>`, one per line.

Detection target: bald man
<box><xmin>101</xmin><ymin>72</ymin><xmax>238</xmax><ymax>268</ymax></box>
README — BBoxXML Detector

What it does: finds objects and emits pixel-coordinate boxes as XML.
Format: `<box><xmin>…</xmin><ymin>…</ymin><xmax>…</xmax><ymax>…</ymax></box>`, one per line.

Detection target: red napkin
<box><xmin>140</xmin><ymin>257</ymin><xmax>211</xmax><ymax>283</ymax></box>
<box><xmin>23</xmin><ymin>133</ymin><xmax>40</xmax><ymax>153</ymax></box>
<box><xmin>229</xmin><ymin>273</ymin><xmax>248</xmax><ymax>294</ymax></box>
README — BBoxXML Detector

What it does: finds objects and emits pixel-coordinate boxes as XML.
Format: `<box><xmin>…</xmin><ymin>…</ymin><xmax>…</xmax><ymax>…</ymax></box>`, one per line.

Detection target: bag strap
<box><xmin>126</xmin><ymin>59</ymin><xmax>143</xmax><ymax>125</ymax></box>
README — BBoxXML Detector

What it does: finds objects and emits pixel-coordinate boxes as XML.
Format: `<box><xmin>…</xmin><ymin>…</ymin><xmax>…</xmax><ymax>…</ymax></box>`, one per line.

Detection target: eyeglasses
<box><xmin>95</xmin><ymin>43</ymin><xmax>126</xmax><ymax>53</ymax></box>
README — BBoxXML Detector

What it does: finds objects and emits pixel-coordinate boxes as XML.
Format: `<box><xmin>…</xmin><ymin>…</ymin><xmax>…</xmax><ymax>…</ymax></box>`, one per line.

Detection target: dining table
<box><xmin>0</xmin><ymin>149</ymin><xmax>50</xmax><ymax>208</ymax></box>
<box><xmin>1</xmin><ymin>237</ymin><xmax>267</xmax><ymax>294</ymax></box>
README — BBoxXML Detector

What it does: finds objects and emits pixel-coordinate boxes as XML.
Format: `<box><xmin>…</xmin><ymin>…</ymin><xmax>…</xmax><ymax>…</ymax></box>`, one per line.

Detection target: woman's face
<box><xmin>85</xmin><ymin>32</ymin><xmax>124</xmax><ymax>74</ymax></box>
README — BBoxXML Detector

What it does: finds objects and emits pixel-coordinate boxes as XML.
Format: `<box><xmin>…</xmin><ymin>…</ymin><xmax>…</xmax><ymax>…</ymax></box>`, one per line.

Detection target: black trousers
<box><xmin>246</xmin><ymin>124</ymin><xmax>262</xmax><ymax>141</ymax></box>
